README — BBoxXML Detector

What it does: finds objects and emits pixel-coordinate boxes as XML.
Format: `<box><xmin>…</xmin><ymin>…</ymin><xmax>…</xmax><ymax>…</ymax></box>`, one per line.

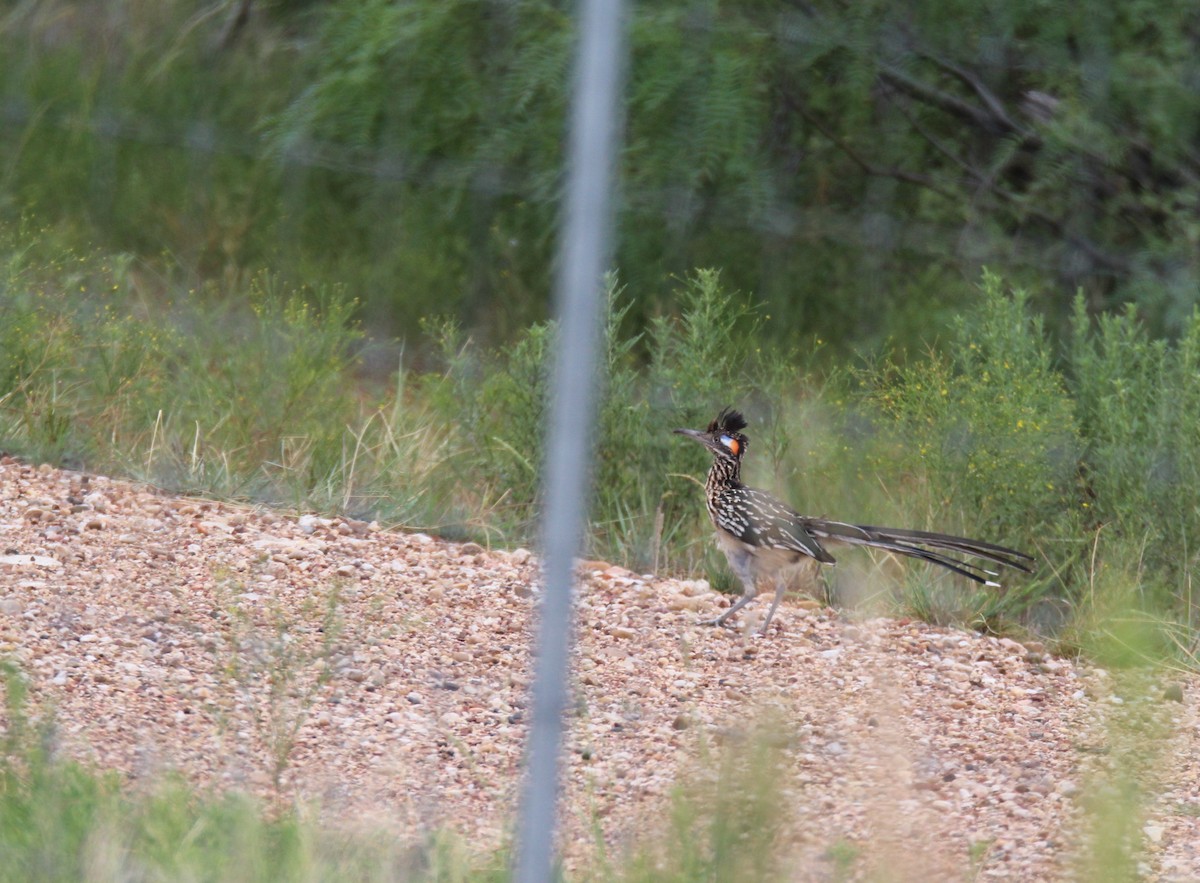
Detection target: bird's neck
<box><xmin>706</xmin><ymin>456</ymin><xmax>742</xmax><ymax>494</ymax></box>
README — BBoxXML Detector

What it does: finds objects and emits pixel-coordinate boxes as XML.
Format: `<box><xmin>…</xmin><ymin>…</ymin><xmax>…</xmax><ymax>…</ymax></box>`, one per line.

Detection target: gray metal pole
<box><xmin>512</xmin><ymin>0</ymin><xmax>625</xmax><ymax>881</ymax></box>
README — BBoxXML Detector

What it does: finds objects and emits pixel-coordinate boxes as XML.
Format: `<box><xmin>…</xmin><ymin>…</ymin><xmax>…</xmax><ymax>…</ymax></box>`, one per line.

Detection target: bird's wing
<box><xmin>713</xmin><ymin>488</ymin><xmax>837</xmax><ymax>563</ymax></box>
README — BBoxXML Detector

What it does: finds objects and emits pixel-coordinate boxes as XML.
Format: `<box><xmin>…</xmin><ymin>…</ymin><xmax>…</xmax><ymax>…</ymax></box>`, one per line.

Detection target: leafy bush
<box><xmin>15</xmin><ymin>0</ymin><xmax>1200</xmax><ymax>359</ymax></box>
<box><xmin>1068</xmin><ymin>296</ymin><xmax>1200</xmax><ymax>609</ymax></box>
<box><xmin>854</xmin><ymin>272</ymin><xmax>1200</xmax><ymax>637</ymax></box>
<box><xmin>861</xmin><ymin>272</ymin><xmax>1080</xmax><ymax>544</ymax></box>
<box><xmin>827</xmin><ymin>274</ymin><xmax>1079</xmax><ymax>625</ymax></box>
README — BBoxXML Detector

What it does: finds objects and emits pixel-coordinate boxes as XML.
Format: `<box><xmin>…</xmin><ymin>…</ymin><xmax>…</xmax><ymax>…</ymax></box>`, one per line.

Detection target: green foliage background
<box><xmin>3</xmin><ymin>0</ymin><xmax>1200</xmax><ymax>349</ymax></box>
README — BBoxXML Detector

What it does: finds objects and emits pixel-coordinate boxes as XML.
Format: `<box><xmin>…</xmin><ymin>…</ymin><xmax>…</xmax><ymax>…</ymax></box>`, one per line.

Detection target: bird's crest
<box><xmin>708</xmin><ymin>407</ymin><xmax>748</xmax><ymax>436</ymax></box>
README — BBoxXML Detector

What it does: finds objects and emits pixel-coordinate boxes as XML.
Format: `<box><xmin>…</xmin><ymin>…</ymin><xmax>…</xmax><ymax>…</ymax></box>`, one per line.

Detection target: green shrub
<box><xmin>840</xmin><ymin>273</ymin><xmax>1083</xmax><ymax>626</ymax></box>
<box><xmin>1069</xmin><ymin>296</ymin><xmax>1200</xmax><ymax>609</ymax></box>
<box><xmin>853</xmin><ymin>272</ymin><xmax>1200</xmax><ymax>638</ymax></box>
<box><xmin>0</xmin><ymin>231</ymin><xmax>366</xmax><ymax>504</ymax></box>
<box><xmin>423</xmin><ymin>269</ymin><xmax>796</xmax><ymax>571</ymax></box>
<box><xmin>862</xmin><ymin>272</ymin><xmax>1080</xmax><ymax>542</ymax></box>
<box><xmin>146</xmin><ymin>277</ymin><xmax>362</xmax><ymax>496</ymax></box>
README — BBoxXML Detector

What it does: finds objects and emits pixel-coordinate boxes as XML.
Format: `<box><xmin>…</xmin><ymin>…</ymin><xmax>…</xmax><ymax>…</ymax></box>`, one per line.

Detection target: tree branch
<box><xmin>877</xmin><ymin>67</ymin><xmax>1004</xmax><ymax>135</ymax></box>
<box><xmin>799</xmin><ymin>90</ymin><xmax>1131</xmax><ymax>275</ymax></box>
<box><xmin>916</xmin><ymin>53</ymin><xmax>1038</xmax><ymax>144</ymax></box>
<box><xmin>791</xmin><ymin>97</ymin><xmax>958</xmax><ymax>201</ymax></box>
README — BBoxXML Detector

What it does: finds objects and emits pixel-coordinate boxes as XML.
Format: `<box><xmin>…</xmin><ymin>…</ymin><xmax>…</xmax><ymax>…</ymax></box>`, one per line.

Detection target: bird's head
<box><xmin>673</xmin><ymin>407</ymin><xmax>749</xmax><ymax>463</ymax></box>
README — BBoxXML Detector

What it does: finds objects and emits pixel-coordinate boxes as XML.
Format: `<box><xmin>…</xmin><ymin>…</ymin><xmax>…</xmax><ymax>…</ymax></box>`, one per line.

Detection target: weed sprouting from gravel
<box><xmin>205</xmin><ymin>573</ymin><xmax>358</xmax><ymax>801</ymax></box>
<box><xmin>613</xmin><ymin>715</ymin><xmax>794</xmax><ymax>883</ymax></box>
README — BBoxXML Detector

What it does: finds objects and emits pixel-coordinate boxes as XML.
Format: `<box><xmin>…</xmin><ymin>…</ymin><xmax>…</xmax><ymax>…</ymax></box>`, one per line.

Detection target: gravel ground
<box><xmin>1</xmin><ymin>456</ymin><xmax>1198</xmax><ymax>880</ymax></box>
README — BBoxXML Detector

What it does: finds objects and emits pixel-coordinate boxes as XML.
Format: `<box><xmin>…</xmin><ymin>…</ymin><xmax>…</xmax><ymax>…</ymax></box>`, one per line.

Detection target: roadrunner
<box><xmin>675</xmin><ymin>408</ymin><xmax>1034</xmax><ymax>634</ymax></box>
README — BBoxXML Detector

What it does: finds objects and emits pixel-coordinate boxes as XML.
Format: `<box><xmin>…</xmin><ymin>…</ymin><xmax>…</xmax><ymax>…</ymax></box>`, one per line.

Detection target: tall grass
<box><xmin>0</xmin><ymin>226</ymin><xmax>447</xmax><ymax>527</ymax></box>
<box><xmin>1069</xmin><ymin>296</ymin><xmax>1200</xmax><ymax>624</ymax></box>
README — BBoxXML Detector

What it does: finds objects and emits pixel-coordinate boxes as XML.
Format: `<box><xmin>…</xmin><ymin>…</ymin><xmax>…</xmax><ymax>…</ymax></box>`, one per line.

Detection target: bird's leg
<box><xmin>698</xmin><ymin>590</ymin><xmax>757</xmax><ymax>628</ymax></box>
<box><xmin>699</xmin><ymin>547</ymin><xmax>760</xmax><ymax>627</ymax></box>
<box><xmin>758</xmin><ymin>573</ymin><xmax>789</xmax><ymax>635</ymax></box>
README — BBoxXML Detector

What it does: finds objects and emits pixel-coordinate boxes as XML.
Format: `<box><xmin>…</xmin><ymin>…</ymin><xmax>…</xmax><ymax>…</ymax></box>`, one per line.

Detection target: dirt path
<box><xmin>1</xmin><ymin>457</ymin><xmax>1197</xmax><ymax>880</ymax></box>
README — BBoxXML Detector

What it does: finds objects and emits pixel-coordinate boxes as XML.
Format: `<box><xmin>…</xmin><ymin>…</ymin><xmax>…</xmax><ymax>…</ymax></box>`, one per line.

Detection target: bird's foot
<box><xmin>697</xmin><ymin>614</ymin><xmax>733</xmax><ymax>628</ymax></box>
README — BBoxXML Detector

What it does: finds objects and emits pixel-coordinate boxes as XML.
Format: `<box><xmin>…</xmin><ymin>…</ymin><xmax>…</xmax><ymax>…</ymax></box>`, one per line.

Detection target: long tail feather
<box><xmin>805</xmin><ymin>519</ymin><xmax>1035</xmax><ymax>585</ymax></box>
<box><xmin>854</xmin><ymin>524</ymin><xmax>1035</xmax><ymax>568</ymax></box>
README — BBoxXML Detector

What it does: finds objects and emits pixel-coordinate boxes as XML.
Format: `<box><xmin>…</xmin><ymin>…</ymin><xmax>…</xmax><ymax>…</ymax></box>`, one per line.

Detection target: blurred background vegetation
<box><xmin>4</xmin><ymin>0</ymin><xmax>1200</xmax><ymax>350</ymax></box>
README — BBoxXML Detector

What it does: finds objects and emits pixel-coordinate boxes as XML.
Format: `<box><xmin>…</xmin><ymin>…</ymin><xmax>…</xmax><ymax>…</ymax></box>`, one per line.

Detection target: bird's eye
<box><xmin>720</xmin><ymin>435</ymin><xmax>740</xmax><ymax>455</ymax></box>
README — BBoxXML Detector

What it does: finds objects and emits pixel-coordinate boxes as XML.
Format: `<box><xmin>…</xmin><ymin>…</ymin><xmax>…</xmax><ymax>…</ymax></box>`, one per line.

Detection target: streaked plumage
<box><xmin>674</xmin><ymin>407</ymin><xmax>1035</xmax><ymax>634</ymax></box>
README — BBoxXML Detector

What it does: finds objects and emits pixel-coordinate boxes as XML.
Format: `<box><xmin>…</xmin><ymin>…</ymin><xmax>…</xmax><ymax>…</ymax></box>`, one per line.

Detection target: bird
<box><xmin>674</xmin><ymin>407</ymin><xmax>1035</xmax><ymax>635</ymax></box>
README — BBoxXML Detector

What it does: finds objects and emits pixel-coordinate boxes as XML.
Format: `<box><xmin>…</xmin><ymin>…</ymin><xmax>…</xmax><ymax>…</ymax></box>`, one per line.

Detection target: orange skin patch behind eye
<box><xmin>727</xmin><ymin>438</ymin><xmax>740</xmax><ymax>455</ymax></box>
